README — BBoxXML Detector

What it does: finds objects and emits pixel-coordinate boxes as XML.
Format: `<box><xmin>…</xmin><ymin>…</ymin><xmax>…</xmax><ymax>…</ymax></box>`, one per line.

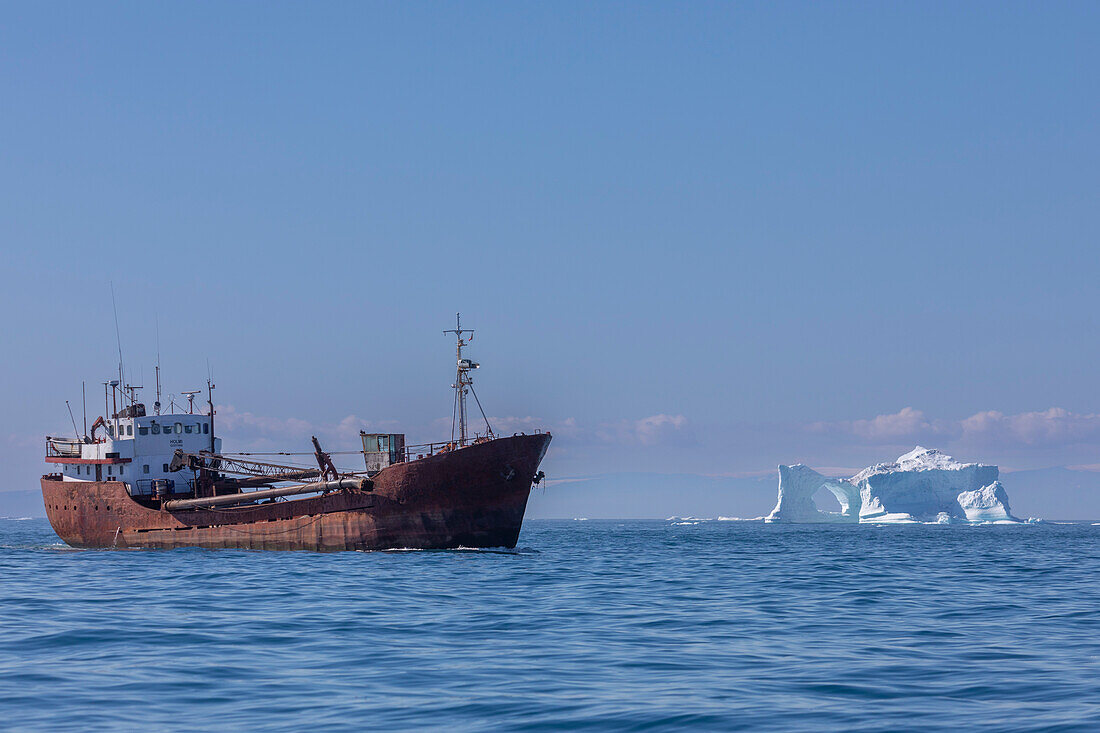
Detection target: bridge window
<box><xmin>127</xmin><ymin>425</ymin><xmax>133</xmax><ymax>436</ymax></box>
<box><xmin>202</xmin><ymin>424</ymin><xmax>209</xmax><ymax>435</ymax></box>
<box><xmin>107</xmin><ymin>425</ymin><xmax>114</xmax><ymax>437</ymax></box>
<box><xmin>143</xmin><ymin>464</ymin><xmax>149</xmax><ymax>474</ymax></box>
<box><xmin>162</xmin><ymin>463</ymin><xmax>169</xmax><ymax>472</ymax></box>
<box><xmin>119</xmin><ymin>465</ymin><xmax>124</xmax><ymax>475</ymax></box>
<box><xmin>175</xmin><ymin>423</ymin><xmax>183</xmax><ymax>434</ymax></box>
<box><xmin>138</xmin><ymin>426</ymin><xmax>148</xmax><ymax>436</ymax></box>
<box><xmin>184</xmin><ymin>425</ymin><xmax>193</xmax><ymax>434</ymax></box>
<box><xmin>107</xmin><ymin>466</ymin><xmax>112</xmax><ymax>476</ymax></box>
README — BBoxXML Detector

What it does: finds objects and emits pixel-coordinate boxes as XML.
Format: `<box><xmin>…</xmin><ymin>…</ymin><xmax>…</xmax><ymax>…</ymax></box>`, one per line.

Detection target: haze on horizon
<box><xmin>2</xmin><ymin>2</ymin><xmax>1098</xmax><ymax>518</ymax></box>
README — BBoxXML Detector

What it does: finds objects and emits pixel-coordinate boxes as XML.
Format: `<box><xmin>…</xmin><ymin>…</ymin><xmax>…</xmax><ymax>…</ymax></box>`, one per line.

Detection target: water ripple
<box><xmin>4</xmin><ymin>518</ymin><xmax>1100</xmax><ymax>731</ymax></box>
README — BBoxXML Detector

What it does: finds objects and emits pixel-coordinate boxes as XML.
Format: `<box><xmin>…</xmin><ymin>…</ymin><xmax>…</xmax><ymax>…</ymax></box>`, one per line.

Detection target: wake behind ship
<box><xmin>41</xmin><ymin>316</ymin><xmax>551</xmax><ymax>551</ymax></box>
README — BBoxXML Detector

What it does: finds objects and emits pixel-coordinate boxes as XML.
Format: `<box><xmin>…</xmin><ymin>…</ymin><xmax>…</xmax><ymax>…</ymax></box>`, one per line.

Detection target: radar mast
<box><xmin>444</xmin><ymin>313</ymin><xmax>494</xmax><ymax>446</ymax></box>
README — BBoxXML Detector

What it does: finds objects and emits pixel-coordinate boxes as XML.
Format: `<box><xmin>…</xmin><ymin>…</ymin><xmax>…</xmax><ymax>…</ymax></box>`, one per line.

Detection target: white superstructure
<box><xmin>47</xmin><ymin>412</ymin><xmax>221</xmax><ymax>497</ymax></box>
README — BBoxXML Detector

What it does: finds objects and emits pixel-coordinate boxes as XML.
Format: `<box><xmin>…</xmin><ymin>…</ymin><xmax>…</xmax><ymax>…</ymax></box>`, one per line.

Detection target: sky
<box><xmin>2</xmin><ymin>2</ymin><xmax>1099</xmax><ymax>516</ymax></box>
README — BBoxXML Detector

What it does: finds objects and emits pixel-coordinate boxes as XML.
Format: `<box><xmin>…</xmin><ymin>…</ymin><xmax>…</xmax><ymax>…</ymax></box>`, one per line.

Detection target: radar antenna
<box><xmin>181</xmin><ymin>390</ymin><xmax>201</xmax><ymax>415</ymax></box>
<box><xmin>443</xmin><ymin>313</ymin><xmax>494</xmax><ymax>447</ymax></box>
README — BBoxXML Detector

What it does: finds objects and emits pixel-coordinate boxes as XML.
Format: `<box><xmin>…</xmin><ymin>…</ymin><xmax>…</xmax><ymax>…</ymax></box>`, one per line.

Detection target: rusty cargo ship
<box><xmin>41</xmin><ymin>316</ymin><xmax>551</xmax><ymax>551</ymax></box>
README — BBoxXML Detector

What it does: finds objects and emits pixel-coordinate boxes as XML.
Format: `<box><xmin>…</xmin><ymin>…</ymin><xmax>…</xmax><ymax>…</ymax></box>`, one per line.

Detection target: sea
<box><xmin>3</xmin><ymin>517</ymin><xmax>1100</xmax><ymax>732</ymax></box>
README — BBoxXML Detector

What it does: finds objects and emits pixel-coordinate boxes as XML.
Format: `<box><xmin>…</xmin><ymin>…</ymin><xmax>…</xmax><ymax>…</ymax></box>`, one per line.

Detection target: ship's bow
<box><xmin>370</xmin><ymin>432</ymin><xmax>552</xmax><ymax>549</ymax></box>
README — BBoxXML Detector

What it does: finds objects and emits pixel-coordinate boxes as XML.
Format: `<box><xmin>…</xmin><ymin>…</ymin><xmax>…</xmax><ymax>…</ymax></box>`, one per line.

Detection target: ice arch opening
<box><xmin>766</xmin><ymin>464</ymin><xmax>860</xmax><ymax>523</ymax></box>
<box><xmin>813</xmin><ymin>484</ymin><xmax>845</xmax><ymax>515</ymax></box>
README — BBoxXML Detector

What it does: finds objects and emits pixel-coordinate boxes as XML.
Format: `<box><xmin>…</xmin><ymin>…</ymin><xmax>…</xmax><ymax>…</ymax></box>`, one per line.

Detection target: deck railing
<box><xmin>45</xmin><ymin>437</ymin><xmax>83</xmax><ymax>459</ymax></box>
<box><xmin>132</xmin><ymin>478</ymin><xmax>189</xmax><ymax>497</ymax></box>
<box><xmin>399</xmin><ymin>431</ymin><xmax>546</xmax><ymax>462</ymax></box>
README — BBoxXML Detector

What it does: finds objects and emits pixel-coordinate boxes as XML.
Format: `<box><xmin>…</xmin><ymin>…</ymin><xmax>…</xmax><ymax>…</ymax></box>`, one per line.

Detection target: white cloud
<box><xmin>425</xmin><ymin>412</ymin><xmax>686</xmax><ymax>446</ymax></box>
<box><xmin>959</xmin><ymin>408</ymin><xmax>1100</xmax><ymax>448</ymax></box>
<box><xmin>633</xmin><ymin>414</ymin><xmax>688</xmax><ymax>445</ymax></box>
<box><xmin>213</xmin><ymin>405</ymin><xmax>392</xmax><ymax>451</ymax></box>
<box><xmin>489</xmin><ymin>416</ymin><xmax>548</xmax><ymax>434</ymax></box>
<box><xmin>597</xmin><ymin>414</ymin><xmax>691</xmax><ymax>446</ymax></box>
<box><xmin>810</xmin><ymin>406</ymin><xmax>1100</xmax><ymax>451</ymax></box>
<box><xmin>215</xmin><ymin>405</ymin><xmax>314</xmax><ymax>439</ymax></box>
<box><xmin>809</xmin><ymin>407</ymin><xmax>952</xmax><ymax>442</ymax></box>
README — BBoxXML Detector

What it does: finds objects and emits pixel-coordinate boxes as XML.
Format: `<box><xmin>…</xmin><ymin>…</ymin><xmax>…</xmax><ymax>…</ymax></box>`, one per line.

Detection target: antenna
<box><xmin>442</xmin><ymin>313</ymin><xmax>493</xmax><ymax>447</ymax></box>
<box><xmin>125</xmin><ymin>384</ymin><xmax>143</xmax><ymax>410</ymax></box>
<box><xmin>110</xmin><ymin>281</ymin><xmax>125</xmax><ymax>390</ymax></box>
<box><xmin>155</xmin><ymin>316</ymin><xmax>162</xmax><ymax>416</ymax></box>
<box><xmin>207</xmin><ymin>377</ymin><xmax>216</xmax><ymax>453</ymax></box>
<box><xmin>110</xmin><ymin>379</ymin><xmax>119</xmax><ymax>427</ymax></box>
<box><xmin>66</xmin><ymin>400</ymin><xmax>80</xmax><ymax>441</ymax></box>
<box><xmin>181</xmin><ymin>390</ymin><xmax>201</xmax><ymax>415</ymax></box>
<box><xmin>82</xmin><ymin>381</ymin><xmax>87</xmax><ymax>440</ymax></box>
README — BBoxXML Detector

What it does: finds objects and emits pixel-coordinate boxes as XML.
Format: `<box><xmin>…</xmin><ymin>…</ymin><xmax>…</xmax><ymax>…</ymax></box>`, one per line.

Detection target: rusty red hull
<box><xmin>42</xmin><ymin>434</ymin><xmax>551</xmax><ymax>551</ymax></box>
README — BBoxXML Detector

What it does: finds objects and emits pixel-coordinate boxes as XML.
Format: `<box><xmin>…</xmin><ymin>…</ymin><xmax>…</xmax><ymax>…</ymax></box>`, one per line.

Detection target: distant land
<box><xmin>5</xmin><ymin>467</ymin><xmax>1100</xmax><ymax>521</ymax></box>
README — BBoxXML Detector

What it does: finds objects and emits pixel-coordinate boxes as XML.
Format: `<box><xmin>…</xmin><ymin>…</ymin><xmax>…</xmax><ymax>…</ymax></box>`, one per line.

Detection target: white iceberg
<box><xmin>956</xmin><ymin>481</ymin><xmax>1015</xmax><ymax>522</ymax></box>
<box><xmin>766</xmin><ymin>447</ymin><xmax>1020</xmax><ymax>524</ymax></box>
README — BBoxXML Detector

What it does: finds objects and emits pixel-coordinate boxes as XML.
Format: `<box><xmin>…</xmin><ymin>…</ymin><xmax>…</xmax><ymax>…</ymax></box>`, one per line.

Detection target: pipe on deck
<box><xmin>164</xmin><ymin>477</ymin><xmax>370</xmax><ymax>511</ymax></box>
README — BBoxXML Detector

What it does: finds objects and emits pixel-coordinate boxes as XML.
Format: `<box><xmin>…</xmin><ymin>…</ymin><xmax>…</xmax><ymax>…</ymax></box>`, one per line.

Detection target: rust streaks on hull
<box><xmin>41</xmin><ymin>434</ymin><xmax>551</xmax><ymax>552</ymax></box>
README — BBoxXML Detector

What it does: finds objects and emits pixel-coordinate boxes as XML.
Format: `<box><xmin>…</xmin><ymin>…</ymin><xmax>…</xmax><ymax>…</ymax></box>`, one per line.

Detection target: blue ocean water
<box><xmin>3</xmin><ymin>518</ymin><xmax>1100</xmax><ymax>731</ymax></box>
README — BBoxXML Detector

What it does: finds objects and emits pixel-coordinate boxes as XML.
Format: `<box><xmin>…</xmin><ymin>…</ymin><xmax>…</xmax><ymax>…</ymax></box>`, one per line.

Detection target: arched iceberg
<box><xmin>766</xmin><ymin>447</ymin><xmax>1019</xmax><ymax>524</ymax></box>
<box><xmin>767</xmin><ymin>464</ymin><xmax>861</xmax><ymax>523</ymax></box>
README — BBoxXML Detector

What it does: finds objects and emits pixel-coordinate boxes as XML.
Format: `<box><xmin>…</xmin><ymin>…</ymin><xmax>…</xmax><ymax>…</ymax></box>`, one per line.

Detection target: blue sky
<box><xmin>2</xmin><ymin>2</ymin><xmax>1099</xmax><ymax>513</ymax></box>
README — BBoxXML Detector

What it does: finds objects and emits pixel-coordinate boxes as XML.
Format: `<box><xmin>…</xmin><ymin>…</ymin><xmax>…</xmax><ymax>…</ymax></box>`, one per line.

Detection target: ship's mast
<box><xmin>443</xmin><ymin>313</ymin><xmax>494</xmax><ymax>447</ymax></box>
<box><xmin>155</xmin><ymin>331</ymin><xmax>162</xmax><ymax>416</ymax></box>
<box><xmin>110</xmin><ymin>379</ymin><xmax>119</xmax><ymax>426</ymax></box>
<box><xmin>206</xmin><ymin>378</ymin><xmax>216</xmax><ymax>454</ymax></box>
<box><xmin>124</xmin><ymin>384</ymin><xmax>142</xmax><ymax>410</ymax></box>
